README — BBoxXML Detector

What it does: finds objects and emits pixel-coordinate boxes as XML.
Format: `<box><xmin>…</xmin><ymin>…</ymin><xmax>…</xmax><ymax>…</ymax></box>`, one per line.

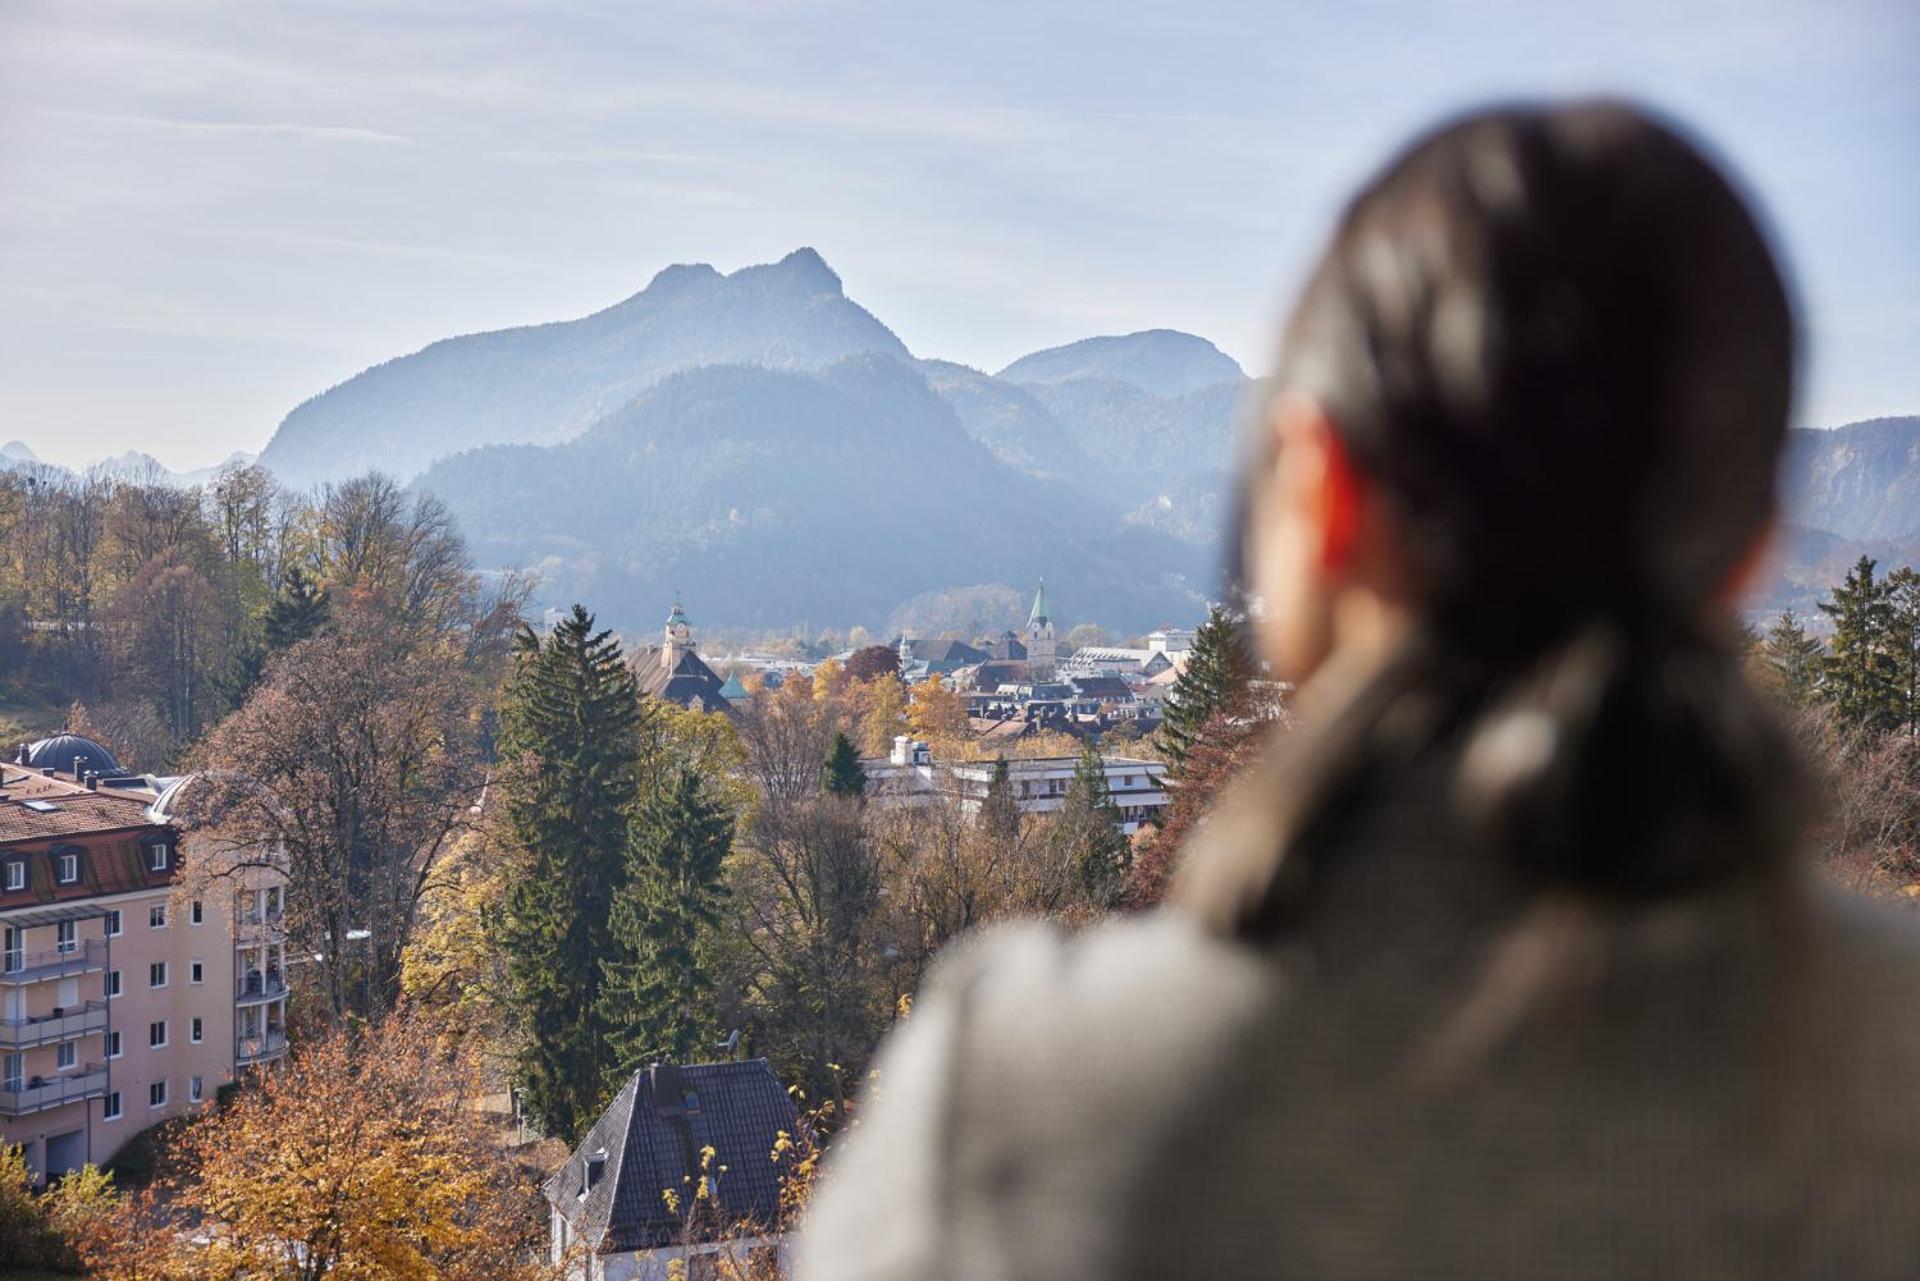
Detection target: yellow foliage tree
<box><xmin>854</xmin><ymin>675</ymin><xmax>908</xmax><ymax>757</ymax></box>
<box><xmin>79</xmin><ymin>1015</ymin><xmax>558</xmax><ymax>1281</ymax></box>
<box><xmin>907</xmin><ymin>674</ymin><xmax>968</xmax><ymax>749</ymax></box>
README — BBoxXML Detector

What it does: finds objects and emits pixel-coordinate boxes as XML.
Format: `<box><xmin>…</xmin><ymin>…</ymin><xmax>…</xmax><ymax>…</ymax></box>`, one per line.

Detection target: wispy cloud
<box><xmin>34</xmin><ymin>107</ymin><xmax>414</xmax><ymax>145</ymax></box>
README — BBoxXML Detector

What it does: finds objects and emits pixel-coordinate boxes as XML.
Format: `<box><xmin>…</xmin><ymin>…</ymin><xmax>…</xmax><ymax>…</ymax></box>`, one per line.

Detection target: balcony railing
<box><xmin>235</xmin><ymin>970</ymin><xmax>288</xmax><ymax>1004</ymax></box>
<box><xmin>236</xmin><ymin>1030</ymin><xmax>288</xmax><ymax>1065</ymax></box>
<box><xmin>0</xmin><ymin>1000</ymin><xmax>108</xmax><ymax>1050</ymax></box>
<box><xmin>235</xmin><ymin>913</ymin><xmax>288</xmax><ymax>944</ymax></box>
<box><xmin>0</xmin><ymin>940</ymin><xmax>108</xmax><ymax>986</ymax></box>
<box><xmin>0</xmin><ymin>1065</ymin><xmax>108</xmax><ymax>1117</ymax></box>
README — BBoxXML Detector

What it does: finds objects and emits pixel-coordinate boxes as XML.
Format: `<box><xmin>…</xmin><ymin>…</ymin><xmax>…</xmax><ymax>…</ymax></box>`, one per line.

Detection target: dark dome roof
<box><xmin>22</xmin><ymin>733</ymin><xmax>122</xmax><ymax>777</ymax></box>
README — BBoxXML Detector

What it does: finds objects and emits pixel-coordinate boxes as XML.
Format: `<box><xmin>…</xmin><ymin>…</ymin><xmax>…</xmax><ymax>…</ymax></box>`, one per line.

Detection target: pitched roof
<box><xmin>905</xmin><ymin>638</ymin><xmax>987</xmax><ymax>666</ymax></box>
<box><xmin>0</xmin><ymin>766</ymin><xmax>158</xmax><ymax>843</ymax></box>
<box><xmin>547</xmin><ymin>1059</ymin><xmax>800</xmax><ymax>1254</ymax></box>
<box><xmin>631</xmin><ymin>646</ymin><xmax>733</xmax><ymax>712</ymax></box>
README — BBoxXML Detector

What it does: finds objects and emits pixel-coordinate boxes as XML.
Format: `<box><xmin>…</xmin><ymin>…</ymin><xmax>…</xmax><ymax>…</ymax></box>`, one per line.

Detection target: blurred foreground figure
<box><xmin>799</xmin><ymin>102</ymin><xmax>1920</xmax><ymax>1279</ymax></box>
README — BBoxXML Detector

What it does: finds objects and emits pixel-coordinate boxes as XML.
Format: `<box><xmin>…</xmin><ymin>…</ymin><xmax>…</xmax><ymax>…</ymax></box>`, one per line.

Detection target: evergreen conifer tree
<box><xmin>1051</xmin><ymin>741</ymin><xmax>1131</xmax><ymax>909</ymax></box>
<box><xmin>497</xmin><ymin>605</ymin><xmax>646</xmax><ymax>1143</ymax></box>
<box><xmin>263</xmin><ymin>566</ymin><xmax>330</xmax><ymax>653</ymax></box>
<box><xmin>822</xmin><ymin>731</ymin><xmax>866</xmax><ymax>798</ymax></box>
<box><xmin>1761</xmin><ymin>610</ymin><xmax>1826</xmax><ymax>709</ymax></box>
<box><xmin>1820</xmin><ymin>556</ymin><xmax>1900</xmax><ymax>732</ymax></box>
<box><xmin>600</xmin><ymin>767</ymin><xmax>733</xmax><ymax>1074</ymax></box>
<box><xmin>1161</xmin><ymin>604</ymin><xmax>1254</xmax><ymax>772</ymax></box>
<box><xmin>1888</xmin><ymin>568</ymin><xmax>1920</xmax><ymax>735</ymax></box>
<box><xmin>980</xmin><ymin>757</ymin><xmax>1019</xmax><ymax>846</ymax></box>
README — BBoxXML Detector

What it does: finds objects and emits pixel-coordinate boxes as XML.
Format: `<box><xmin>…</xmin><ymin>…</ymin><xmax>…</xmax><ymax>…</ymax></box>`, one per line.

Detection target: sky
<box><xmin>1</xmin><ymin>0</ymin><xmax>1915</xmax><ymax>473</ymax></box>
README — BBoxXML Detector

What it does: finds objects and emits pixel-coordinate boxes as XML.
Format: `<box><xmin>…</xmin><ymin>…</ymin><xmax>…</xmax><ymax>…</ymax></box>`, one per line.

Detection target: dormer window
<box><xmin>146</xmin><ymin>840</ymin><xmax>171</xmax><ymax>873</ymax></box>
<box><xmin>3</xmin><ymin>859</ymin><xmax>22</xmax><ymax>892</ymax></box>
<box><xmin>581</xmin><ymin>1149</ymin><xmax>607</xmax><ymax>1198</ymax></box>
<box><xmin>56</xmin><ymin>849</ymin><xmax>80</xmax><ymax>885</ymax></box>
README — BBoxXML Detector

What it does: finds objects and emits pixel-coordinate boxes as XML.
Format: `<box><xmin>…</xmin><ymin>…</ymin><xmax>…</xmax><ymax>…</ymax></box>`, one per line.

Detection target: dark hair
<box><xmin>1189</xmin><ymin>100</ymin><xmax>1807</xmax><ymax>936</ymax></box>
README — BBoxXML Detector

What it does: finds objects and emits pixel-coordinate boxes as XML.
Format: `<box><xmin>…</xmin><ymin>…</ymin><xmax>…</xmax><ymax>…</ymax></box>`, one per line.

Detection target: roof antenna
<box><xmin>716</xmin><ymin>1028</ymin><xmax>741</xmax><ymax>1060</ymax></box>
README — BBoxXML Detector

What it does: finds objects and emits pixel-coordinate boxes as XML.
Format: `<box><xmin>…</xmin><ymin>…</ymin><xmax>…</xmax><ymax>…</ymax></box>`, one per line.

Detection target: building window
<box><xmin>107</xmin><ymin>1030</ymin><xmax>121</xmax><ymax>1059</ymax></box>
<box><xmin>149</xmin><ymin>1080</ymin><xmax>168</xmax><ymax>1109</ymax></box>
<box><xmin>150</xmin><ymin>903</ymin><xmax>167</xmax><ymax>929</ymax></box>
<box><xmin>147</xmin><ymin>841</ymin><xmax>171</xmax><ymax>873</ymax></box>
<box><xmin>56</xmin><ymin>1041</ymin><xmax>76</xmax><ymax>1070</ymax></box>
<box><xmin>103</xmin><ymin>1091</ymin><xmax>122</xmax><ymax>1121</ymax></box>
<box><xmin>149</xmin><ymin>961</ymin><xmax>168</xmax><ymax>989</ymax></box>
<box><xmin>56</xmin><ymin>920</ymin><xmax>76</xmax><ymax>955</ymax></box>
<box><xmin>105</xmin><ymin>909</ymin><xmax>121</xmax><ymax>937</ymax></box>
<box><xmin>57</xmin><ymin>851</ymin><xmax>79</xmax><ymax>884</ymax></box>
<box><xmin>1</xmin><ymin>1052</ymin><xmax>18</xmax><ymax>1090</ymax></box>
<box><xmin>190</xmin><ymin>960</ymin><xmax>203</xmax><ymax>985</ymax></box>
<box><xmin>3</xmin><ymin>860</ymin><xmax>21</xmax><ymax>891</ymax></box>
<box><xmin>107</xmin><ymin>969</ymin><xmax>122</xmax><ymax>998</ymax></box>
<box><xmin>149</xmin><ymin>1020</ymin><xmax>168</xmax><ymax>1049</ymax></box>
<box><xmin>190</xmin><ymin>1017</ymin><xmax>203</xmax><ymax>1044</ymax></box>
<box><xmin>191</xmin><ymin>899</ymin><xmax>204</xmax><ymax>926</ymax></box>
<box><xmin>190</xmin><ymin>1075</ymin><xmax>204</xmax><ymax>1103</ymax></box>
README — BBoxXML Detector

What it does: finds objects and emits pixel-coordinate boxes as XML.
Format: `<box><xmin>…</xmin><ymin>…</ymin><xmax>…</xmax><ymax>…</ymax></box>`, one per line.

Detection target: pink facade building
<box><xmin>0</xmin><ymin>734</ymin><xmax>289</xmax><ymax>1180</ymax></box>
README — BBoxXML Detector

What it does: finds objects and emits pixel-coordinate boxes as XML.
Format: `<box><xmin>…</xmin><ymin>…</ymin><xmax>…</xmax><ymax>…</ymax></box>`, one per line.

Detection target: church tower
<box><xmin>1025</xmin><ymin>581</ymin><xmax>1057</xmax><ymax>680</ymax></box>
<box><xmin>662</xmin><ymin>600</ymin><xmax>695</xmax><ymax>667</ymax></box>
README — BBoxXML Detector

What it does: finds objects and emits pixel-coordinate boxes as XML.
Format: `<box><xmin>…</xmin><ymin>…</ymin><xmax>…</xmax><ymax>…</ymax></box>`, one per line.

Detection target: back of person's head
<box><xmin>1192</xmin><ymin>100</ymin><xmax>1805</xmax><ymax>935</ymax></box>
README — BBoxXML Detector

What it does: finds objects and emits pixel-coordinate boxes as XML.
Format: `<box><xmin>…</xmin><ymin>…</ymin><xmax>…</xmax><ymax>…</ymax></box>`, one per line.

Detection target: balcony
<box><xmin>236</xmin><ymin>1030</ymin><xmax>288</xmax><ymax>1065</ymax></box>
<box><xmin>0</xmin><ymin>1065</ymin><xmax>108</xmax><ymax>1117</ymax></box>
<box><xmin>0</xmin><ymin>1000</ymin><xmax>108</xmax><ymax>1050</ymax></box>
<box><xmin>235</xmin><ymin>970</ymin><xmax>288</xmax><ymax>1005</ymax></box>
<box><xmin>0</xmin><ymin>939</ymin><xmax>108</xmax><ymax>986</ymax></box>
<box><xmin>235</xmin><ymin>912</ymin><xmax>288</xmax><ymax>945</ymax></box>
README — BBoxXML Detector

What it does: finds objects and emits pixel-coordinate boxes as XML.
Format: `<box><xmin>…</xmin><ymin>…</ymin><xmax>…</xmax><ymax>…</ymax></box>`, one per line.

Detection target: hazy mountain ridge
<box><xmin>998</xmin><ymin>329</ymin><xmax>1245</xmax><ymax>397</ymax></box>
<box><xmin>415</xmin><ymin>354</ymin><xmax>1212</xmax><ymax>627</ymax></box>
<box><xmin>257</xmin><ymin>248</ymin><xmax>909</xmax><ymax>484</ymax></box>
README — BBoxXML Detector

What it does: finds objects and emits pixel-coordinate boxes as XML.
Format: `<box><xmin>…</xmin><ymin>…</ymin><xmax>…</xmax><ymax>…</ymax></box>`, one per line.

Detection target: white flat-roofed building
<box><xmin>863</xmin><ymin>738</ymin><xmax>1169</xmax><ymax>834</ymax></box>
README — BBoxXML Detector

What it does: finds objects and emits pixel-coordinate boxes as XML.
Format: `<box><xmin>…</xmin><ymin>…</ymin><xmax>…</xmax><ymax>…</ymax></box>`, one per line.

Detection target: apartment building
<box><xmin>0</xmin><ymin>733</ymin><xmax>288</xmax><ymax>1180</ymax></box>
<box><xmin>863</xmin><ymin>737</ymin><xmax>1171</xmax><ymax>833</ymax></box>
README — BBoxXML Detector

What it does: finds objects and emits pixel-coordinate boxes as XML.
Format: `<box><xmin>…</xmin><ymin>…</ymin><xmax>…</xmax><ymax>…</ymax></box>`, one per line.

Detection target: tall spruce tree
<box><xmin>1051</xmin><ymin>741</ymin><xmax>1131</xmax><ymax>909</ymax></box>
<box><xmin>822</xmin><ymin>731</ymin><xmax>867</xmax><ymax>798</ymax></box>
<box><xmin>980</xmin><ymin>757</ymin><xmax>1019</xmax><ymax>845</ymax></box>
<box><xmin>263</xmin><ymin>565</ymin><xmax>330</xmax><ymax>653</ymax></box>
<box><xmin>599</xmin><ymin>767</ymin><xmax>733</xmax><ymax>1075</ymax></box>
<box><xmin>1888</xmin><ymin>568</ymin><xmax>1920</xmax><ymax>735</ymax></box>
<box><xmin>498</xmin><ymin>605</ymin><xmax>646</xmax><ymax>1143</ymax></box>
<box><xmin>1161</xmin><ymin>604</ymin><xmax>1254</xmax><ymax>772</ymax></box>
<box><xmin>1761</xmin><ymin>610</ymin><xmax>1826</xmax><ymax>709</ymax></box>
<box><xmin>1820</xmin><ymin>556</ymin><xmax>1900</xmax><ymax>732</ymax></box>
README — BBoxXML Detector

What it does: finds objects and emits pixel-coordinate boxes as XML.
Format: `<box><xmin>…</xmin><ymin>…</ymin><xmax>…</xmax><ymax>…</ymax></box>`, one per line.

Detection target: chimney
<box><xmin>891</xmin><ymin>735</ymin><xmax>911</xmax><ymax>766</ymax></box>
<box><xmin>85</xmin><ymin>771</ymin><xmax>99</xmax><ymax>791</ymax></box>
<box><xmin>13</xmin><ymin>743</ymin><xmax>25</xmax><ymax>765</ymax></box>
<box><xmin>912</xmin><ymin>740</ymin><xmax>931</xmax><ymax>766</ymax></box>
<box><xmin>73</xmin><ymin>755</ymin><xmax>86</xmax><ymax>782</ymax></box>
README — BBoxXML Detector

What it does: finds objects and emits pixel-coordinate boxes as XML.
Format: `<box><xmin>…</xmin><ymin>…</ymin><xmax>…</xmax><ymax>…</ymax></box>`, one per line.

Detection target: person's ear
<box><xmin>1274</xmin><ymin>397</ymin><xmax>1364</xmax><ymax>575</ymax></box>
<box><xmin>1317</xmin><ymin>417</ymin><xmax>1365</xmax><ymax>574</ymax></box>
<box><xmin>1716</xmin><ymin>513</ymin><xmax>1776</xmax><ymax>606</ymax></box>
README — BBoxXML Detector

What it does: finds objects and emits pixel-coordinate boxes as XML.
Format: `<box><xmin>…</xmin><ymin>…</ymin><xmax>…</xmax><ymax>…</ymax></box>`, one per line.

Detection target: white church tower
<box><xmin>1025</xmin><ymin>581</ymin><xmax>1058</xmax><ymax>680</ymax></box>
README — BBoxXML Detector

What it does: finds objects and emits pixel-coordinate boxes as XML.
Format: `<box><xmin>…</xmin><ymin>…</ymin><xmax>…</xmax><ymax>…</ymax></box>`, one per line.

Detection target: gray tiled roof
<box><xmin>546</xmin><ymin>1059</ymin><xmax>800</xmax><ymax>1255</ymax></box>
<box><xmin>631</xmin><ymin>647</ymin><xmax>733</xmax><ymax>712</ymax></box>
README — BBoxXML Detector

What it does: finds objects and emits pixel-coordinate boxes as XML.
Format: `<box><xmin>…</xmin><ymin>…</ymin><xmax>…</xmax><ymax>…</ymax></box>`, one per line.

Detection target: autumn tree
<box><xmin>497</xmin><ymin>605</ymin><xmax>647</xmax><ymax>1143</ymax></box>
<box><xmin>907</xmin><ymin>673</ymin><xmax>968</xmax><ymax>747</ymax></box>
<box><xmin>1128</xmin><ymin>682</ymin><xmax>1286</xmax><ymax>907</ymax></box>
<box><xmin>852</xmin><ymin>672</ymin><xmax>908</xmax><ymax>757</ymax></box>
<box><xmin>79</xmin><ymin>1015</ymin><xmax>557</xmax><ymax>1281</ymax></box>
<box><xmin>844</xmin><ymin>644</ymin><xmax>901</xmax><ymax>683</ymax></box>
<box><xmin>187</xmin><ymin>619</ymin><xmax>485</xmax><ymax>1021</ymax></box>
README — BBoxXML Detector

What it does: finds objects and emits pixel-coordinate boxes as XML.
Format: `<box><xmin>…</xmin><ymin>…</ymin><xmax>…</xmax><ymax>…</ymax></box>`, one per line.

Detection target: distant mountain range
<box><xmin>15</xmin><ymin>249</ymin><xmax>1914</xmax><ymax>632</ymax></box>
<box><xmin>255</xmin><ymin>248</ymin><xmax>1253</xmax><ymax>630</ymax></box>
